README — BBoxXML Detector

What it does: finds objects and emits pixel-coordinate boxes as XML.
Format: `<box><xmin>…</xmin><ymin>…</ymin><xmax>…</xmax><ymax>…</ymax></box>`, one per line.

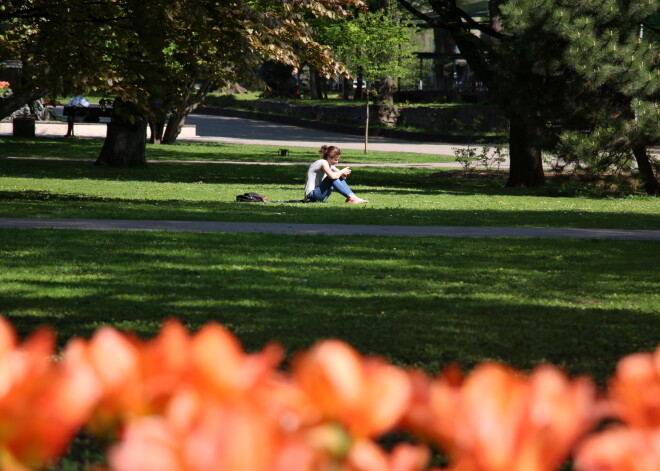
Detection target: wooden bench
<box><xmin>63</xmin><ymin>105</ymin><xmax>113</xmax><ymax>137</ymax></box>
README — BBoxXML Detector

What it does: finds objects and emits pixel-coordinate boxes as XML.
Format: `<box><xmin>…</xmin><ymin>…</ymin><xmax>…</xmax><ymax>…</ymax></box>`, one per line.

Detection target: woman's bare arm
<box><xmin>323</xmin><ymin>161</ymin><xmax>351</xmax><ymax>179</ymax></box>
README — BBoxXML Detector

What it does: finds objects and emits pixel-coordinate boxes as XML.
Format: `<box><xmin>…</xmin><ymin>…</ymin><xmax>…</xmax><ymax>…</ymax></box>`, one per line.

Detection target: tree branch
<box><xmin>397</xmin><ymin>0</ymin><xmax>445</xmax><ymax>28</ymax></box>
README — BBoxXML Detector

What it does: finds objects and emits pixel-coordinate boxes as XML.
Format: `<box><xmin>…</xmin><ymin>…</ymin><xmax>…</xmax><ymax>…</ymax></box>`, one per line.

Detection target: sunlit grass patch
<box><xmin>1</xmin><ymin>229</ymin><xmax>658</xmax><ymax>385</ymax></box>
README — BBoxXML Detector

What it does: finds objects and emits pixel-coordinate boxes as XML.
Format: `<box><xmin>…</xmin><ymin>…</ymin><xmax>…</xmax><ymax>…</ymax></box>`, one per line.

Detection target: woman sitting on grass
<box><xmin>304</xmin><ymin>145</ymin><xmax>369</xmax><ymax>204</ymax></box>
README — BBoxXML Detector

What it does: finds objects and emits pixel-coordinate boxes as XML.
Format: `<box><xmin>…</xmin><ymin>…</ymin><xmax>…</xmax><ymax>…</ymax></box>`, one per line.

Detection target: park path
<box><xmin>0</xmin><ymin>155</ymin><xmax>462</xmax><ymax>168</ymax></box>
<box><xmin>1</xmin><ymin>217</ymin><xmax>659</xmax><ymax>240</ymax></box>
<box><xmin>0</xmin><ymin>110</ymin><xmax>483</xmax><ymax>157</ymax></box>
<box><xmin>185</xmin><ymin>113</ymin><xmax>469</xmax><ymax>156</ymax></box>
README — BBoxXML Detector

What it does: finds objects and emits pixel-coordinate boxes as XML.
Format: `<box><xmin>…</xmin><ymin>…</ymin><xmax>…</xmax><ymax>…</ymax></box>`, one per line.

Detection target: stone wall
<box><xmin>240</xmin><ymin>100</ymin><xmax>507</xmax><ymax>133</ymax></box>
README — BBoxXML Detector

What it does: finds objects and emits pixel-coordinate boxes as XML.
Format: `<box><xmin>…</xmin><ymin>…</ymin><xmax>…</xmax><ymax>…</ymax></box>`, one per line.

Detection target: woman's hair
<box><xmin>319</xmin><ymin>145</ymin><xmax>340</xmax><ymax>160</ymax></box>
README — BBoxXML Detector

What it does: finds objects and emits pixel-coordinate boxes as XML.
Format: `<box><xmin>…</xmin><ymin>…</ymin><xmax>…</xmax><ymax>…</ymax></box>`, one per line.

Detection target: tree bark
<box><xmin>159</xmin><ymin>79</ymin><xmax>214</xmax><ymax>144</ymax></box>
<box><xmin>342</xmin><ymin>77</ymin><xmax>352</xmax><ymax>100</ymax></box>
<box><xmin>364</xmin><ymin>84</ymin><xmax>370</xmax><ymax>153</ymax></box>
<box><xmin>376</xmin><ymin>77</ymin><xmax>399</xmax><ymax>126</ymax></box>
<box><xmin>162</xmin><ymin>108</ymin><xmax>189</xmax><ymax>144</ymax></box>
<box><xmin>309</xmin><ymin>67</ymin><xmax>319</xmax><ymax>100</ymax></box>
<box><xmin>162</xmin><ymin>96</ymin><xmax>203</xmax><ymax>144</ymax></box>
<box><xmin>148</xmin><ymin>118</ymin><xmax>165</xmax><ymax>144</ymax></box>
<box><xmin>96</xmin><ymin>100</ymin><xmax>148</xmax><ymax>167</ymax></box>
<box><xmin>506</xmin><ymin>113</ymin><xmax>545</xmax><ymax>187</ymax></box>
<box><xmin>354</xmin><ymin>71</ymin><xmax>364</xmax><ymax>100</ymax></box>
<box><xmin>631</xmin><ymin>141</ymin><xmax>660</xmax><ymax>195</ymax></box>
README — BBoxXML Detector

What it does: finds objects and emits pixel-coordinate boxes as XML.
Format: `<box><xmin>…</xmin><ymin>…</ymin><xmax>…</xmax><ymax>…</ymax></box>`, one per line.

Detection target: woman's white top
<box><xmin>304</xmin><ymin>159</ymin><xmax>327</xmax><ymax>198</ymax></box>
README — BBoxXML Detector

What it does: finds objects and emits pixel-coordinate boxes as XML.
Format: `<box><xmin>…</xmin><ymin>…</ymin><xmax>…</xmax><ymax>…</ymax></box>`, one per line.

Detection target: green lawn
<box><xmin>1</xmin><ymin>136</ymin><xmax>659</xmax><ymax>386</ymax></box>
<box><xmin>1</xmin><ymin>229</ymin><xmax>658</xmax><ymax>385</ymax></box>
<box><xmin>1</xmin><ymin>139</ymin><xmax>659</xmax><ymax>229</ymax></box>
<box><xmin>0</xmin><ymin>137</ymin><xmax>456</xmax><ymax>164</ymax></box>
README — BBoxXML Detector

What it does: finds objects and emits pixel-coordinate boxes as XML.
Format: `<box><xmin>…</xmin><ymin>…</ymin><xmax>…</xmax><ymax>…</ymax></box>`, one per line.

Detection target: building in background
<box><xmin>397</xmin><ymin>0</ymin><xmax>490</xmax><ymax>102</ymax></box>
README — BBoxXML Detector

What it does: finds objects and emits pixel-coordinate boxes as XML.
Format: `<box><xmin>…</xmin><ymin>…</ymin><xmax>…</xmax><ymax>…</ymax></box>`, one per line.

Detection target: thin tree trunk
<box><xmin>631</xmin><ymin>141</ymin><xmax>660</xmax><ymax>195</ymax></box>
<box><xmin>309</xmin><ymin>67</ymin><xmax>319</xmax><ymax>100</ymax></box>
<box><xmin>160</xmin><ymin>79</ymin><xmax>215</xmax><ymax>144</ymax></box>
<box><xmin>364</xmin><ymin>83</ymin><xmax>370</xmax><ymax>154</ymax></box>
<box><xmin>315</xmin><ymin>71</ymin><xmax>322</xmax><ymax>99</ymax></box>
<box><xmin>354</xmin><ymin>72</ymin><xmax>364</xmax><ymax>101</ymax></box>
<box><xmin>321</xmin><ymin>77</ymin><xmax>328</xmax><ymax>99</ymax></box>
<box><xmin>506</xmin><ymin>112</ymin><xmax>545</xmax><ymax>187</ymax></box>
<box><xmin>163</xmin><ymin>109</ymin><xmax>186</xmax><ymax>144</ymax></box>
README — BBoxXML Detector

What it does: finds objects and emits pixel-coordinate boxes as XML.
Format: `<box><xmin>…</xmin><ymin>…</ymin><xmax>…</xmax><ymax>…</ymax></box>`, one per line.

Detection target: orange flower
<box><xmin>404</xmin><ymin>363</ymin><xmax>597</xmax><ymax>471</ymax></box>
<box><xmin>575</xmin><ymin>427</ymin><xmax>660</xmax><ymax>471</ymax></box>
<box><xmin>189</xmin><ymin>323</ymin><xmax>283</xmax><ymax>401</ymax></box>
<box><xmin>0</xmin><ymin>317</ymin><xmax>98</xmax><ymax>470</ymax></box>
<box><xmin>292</xmin><ymin>340</ymin><xmax>411</xmax><ymax>439</ymax></box>
<box><xmin>608</xmin><ymin>344</ymin><xmax>660</xmax><ymax>428</ymax></box>
<box><xmin>108</xmin><ymin>390</ymin><xmax>279</xmax><ymax>471</ymax></box>
<box><xmin>65</xmin><ymin>325</ymin><xmax>144</xmax><ymax>436</ymax></box>
<box><xmin>347</xmin><ymin>440</ymin><xmax>431</xmax><ymax>471</ymax></box>
<box><xmin>69</xmin><ymin>320</ymin><xmax>285</xmax><ymax>438</ymax></box>
<box><xmin>0</xmin><ymin>81</ymin><xmax>10</xmax><ymax>89</ymax></box>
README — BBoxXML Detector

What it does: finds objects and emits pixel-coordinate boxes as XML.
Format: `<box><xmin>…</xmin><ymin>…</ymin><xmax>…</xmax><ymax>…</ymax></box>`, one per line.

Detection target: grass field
<box><xmin>1</xmin><ymin>136</ymin><xmax>659</xmax><ymax>387</ymax></box>
<box><xmin>1</xmin><ymin>229</ymin><xmax>658</xmax><ymax>385</ymax></box>
<box><xmin>0</xmin><ymin>137</ymin><xmax>456</xmax><ymax>164</ymax></box>
<box><xmin>1</xmin><ymin>139</ymin><xmax>659</xmax><ymax>229</ymax></box>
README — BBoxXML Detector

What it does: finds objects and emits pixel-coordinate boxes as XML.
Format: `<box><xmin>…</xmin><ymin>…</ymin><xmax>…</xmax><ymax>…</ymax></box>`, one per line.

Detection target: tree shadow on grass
<box><xmin>0</xmin><ymin>138</ymin><xmax>103</xmax><ymax>159</ymax></box>
<box><xmin>1</xmin><ymin>230</ymin><xmax>658</xmax><ymax>384</ymax></box>
<box><xmin>1</xmin><ymin>190</ymin><xmax>658</xmax><ymax>229</ymax></box>
<box><xmin>1</xmin><ymin>157</ymin><xmax>653</xmax><ymax>200</ymax></box>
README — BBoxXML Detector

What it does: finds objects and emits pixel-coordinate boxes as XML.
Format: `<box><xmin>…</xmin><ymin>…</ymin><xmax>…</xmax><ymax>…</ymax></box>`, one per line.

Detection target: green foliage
<box><xmin>554</xmin><ymin>128</ymin><xmax>636</xmax><ymax>177</ymax></box>
<box><xmin>399</xmin><ymin>0</ymin><xmax>659</xmax><ymax>189</ymax></box>
<box><xmin>328</xmin><ymin>4</ymin><xmax>418</xmax><ymax>84</ymax></box>
<box><xmin>0</xmin><ymin>0</ymin><xmax>364</xmax><ymax>120</ymax></box>
<box><xmin>453</xmin><ymin>142</ymin><xmax>508</xmax><ymax>173</ymax></box>
<box><xmin>498</xmin><ymin>0</ymin><xmax>659</xmax><ymax>180</ymax></box>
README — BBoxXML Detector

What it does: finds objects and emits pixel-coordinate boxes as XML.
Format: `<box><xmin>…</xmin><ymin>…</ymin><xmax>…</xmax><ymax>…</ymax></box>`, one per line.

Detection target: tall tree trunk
<box><xmin>148</xmin><ymin>118</ymin><xmax>165</xmax><ymax>144</ymax></box>
<box><xmin>162</xmin><ymin>108</ymin><xmax>189</xmax><ymax>144</ymax></box>
<box><xmin>321</xmin><ymin>77</ymin><xmax>328</xmax><ymax>99</ymax></box>
<box><xmin>95</xmin><ymin>100</ymin><xmax>147</xmax><ymax>167</ymax></box>
<box><xmin>364</xmin><ymin>83</ymin><xmax>370</xmax><ymax>154</ymax></box>
<box><xmin>631</xmin><ymin>141</ymin><xmax>660</xmax><ymax>195</ymax></box>
<box><xmin>309</xmin><ymin>67</ymin><xmax>320</xmax><ymax>100</ymax></box>
<box><xmin>342</xmin><ymin>77</ymin><xmax>352</xmax><ymax>100</ymax></box>
<box><xmin>316</xmin><ymin>74</ymin><xmax>324</xmax><ymax>99</ymax></box>
<box><xmin>159</xmin><ymin>79</ymin><xmax>215</xmax><ymax>145</ymax></box>
<box><xmin>354</xmin><ymin>71</ymin><xmax>364</xmax><ymax>101</ymax></box>
<box><xmin>376</xmin><ymin>76</ymin><xmax>399</xmax><ymax>126</ymax></box>
<box><xmin>506</xmin><ymin>112</ymin><xmax>545</xmax><ymax>187</ymax></box>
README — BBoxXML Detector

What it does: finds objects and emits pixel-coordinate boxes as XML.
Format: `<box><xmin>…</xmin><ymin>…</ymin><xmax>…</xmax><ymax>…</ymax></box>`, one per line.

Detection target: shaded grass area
<box><xmin>0</xmin><ymin>137</ymin><xmax>456</xmax><ymax>164</ymax></box>
<box><xmin>1</xmin><ymin>158</ymin><xmax>659</xmax><ymax>229</ymax></box>
<box><xmin>1</xmin><ymin>228</ymin><xmax>658</xmax><ymax>384</ymax></box>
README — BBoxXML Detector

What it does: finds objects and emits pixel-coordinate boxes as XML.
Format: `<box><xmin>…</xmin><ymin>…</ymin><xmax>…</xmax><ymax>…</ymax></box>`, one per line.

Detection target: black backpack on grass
<box><xmin>236</xmin><ymin>192</ymin><xmax>269</xmax><ymax>202</ymax></box>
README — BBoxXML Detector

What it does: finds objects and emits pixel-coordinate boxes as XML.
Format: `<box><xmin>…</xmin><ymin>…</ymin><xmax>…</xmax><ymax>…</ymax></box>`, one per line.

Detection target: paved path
<box><xmin>185</xmin><ymin>114</ymin><xmax>465</xmax><ymax>156</ymax></box>
<box><xmin>1</xmin><ymin>218</ymin><xmax>659</xmax><ymax>240</ymax></box>
<box><xmin>0</xmin><ymin>155</ymin><xmax>463</xmax><ymax>168</ymax></box>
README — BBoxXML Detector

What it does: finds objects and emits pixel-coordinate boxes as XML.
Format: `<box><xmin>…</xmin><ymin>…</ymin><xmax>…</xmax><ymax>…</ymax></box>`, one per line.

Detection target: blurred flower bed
<box><xmin>0</xmin><ymin>316</ymin><xmax>658</xmax><ymax>471</ymax></box>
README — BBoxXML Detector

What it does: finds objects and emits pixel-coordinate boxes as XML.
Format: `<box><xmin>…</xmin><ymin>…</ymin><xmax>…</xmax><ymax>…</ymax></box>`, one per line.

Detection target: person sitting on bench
<box><xmin>65</xmin><ymin>95</ymin><xmax>90</xmax><ymax>137</ymax></box>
